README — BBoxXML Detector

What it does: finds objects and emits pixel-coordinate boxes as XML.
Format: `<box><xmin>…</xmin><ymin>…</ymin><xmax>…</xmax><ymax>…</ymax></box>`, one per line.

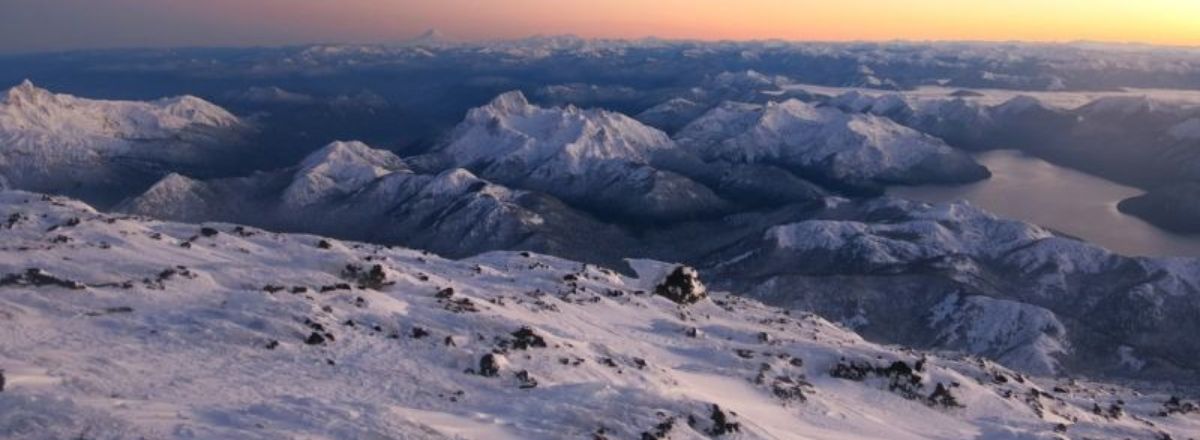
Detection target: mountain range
<box><xmin>3</xmin><ymin>74</ymin><xmax>1200</xmax><ymax>438</ymax></box>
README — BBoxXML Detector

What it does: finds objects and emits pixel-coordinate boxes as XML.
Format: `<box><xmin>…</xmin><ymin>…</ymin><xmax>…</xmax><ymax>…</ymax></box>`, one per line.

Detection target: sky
<box><xmin>1</xmin><ymin>0</ymin><xmax>1198</xmax><ymax>53</ymax></box>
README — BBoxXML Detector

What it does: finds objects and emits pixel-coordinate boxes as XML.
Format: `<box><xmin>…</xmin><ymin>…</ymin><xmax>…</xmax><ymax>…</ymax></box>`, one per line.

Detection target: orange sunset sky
<box><xmin>1</xmin><ymin>0</ymin><xmax>1198</xmax><ymax>53</ymax></box>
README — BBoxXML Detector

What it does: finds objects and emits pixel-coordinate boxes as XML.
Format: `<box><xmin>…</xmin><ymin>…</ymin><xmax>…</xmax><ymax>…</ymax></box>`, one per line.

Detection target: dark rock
<box><xmin>479</xmin><ymin>353</ymin><xmax>503</xmax><ymax>377</ymax></box>
<box><xmin>707</xmin><ymin>404</ymin><xmax>741</xmax><ymax>436</ymax></box>
<box><xmin>654</xmin><ymin>266</ymin><xmax>707</xmax><ymax>305</ymax></box>
<box><xmin>516</xmin><ymin>370</ymin><xmax>538</xmax><ymax>389</ymax></box>
<box><xmin>305</xmin><ymin>332</ymin><xmax>327</xmax><ymax>345</ymax></box>
<box><xmin>641</xmin><ymin>416</ymin><xmax>676</xmax><ymax>440</ymax></box>
<box><xmin>343</xmin><ymin>264</ymin><xmax>391</xmax><ymax>290</ymax></box>
<box><xmin>510</xmin><ymin>327</ymin><xmax>547</xmax><ymax>350</ymax></box>
<box><xmin>928</xmin><ymin>383</ymin><xmax>963</xmax><ymax>408</ymax></box>
<box><xmin>0</xmin><ymin>268</ymin><xmax>86</xmax><ymax>290</ymax></box>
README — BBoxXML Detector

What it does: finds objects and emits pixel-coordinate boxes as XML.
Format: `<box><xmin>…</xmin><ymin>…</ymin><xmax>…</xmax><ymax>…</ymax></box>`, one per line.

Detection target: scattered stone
<box><xmin>479</xmin><ymin>353</ymin><xmax>504</xmax><ymax>377</ymax></box>
<box><xmin>640</xmin><ymin>416</ymin><xmax>676</xmax><ymax>440</ymax></box>
<box><xmin>515</xmin><ymin>370</ymin><xmax>538</xmax><ymax>389</ymax></box>
<box><xmin>305</xmin><ymin>332</ymin><xmax>327</xmax><ymax>345</ymax></box>
<box><xmin>831</xmin><ymin>358</ymin><xmax>947</xmax><ymax>406</ymax></box>
<box><xmin>265</xmin><ymin>340</ymin><xmax>280</xmax><ymax>350</ymax></box>
<box><xmin>0</xmin><ymin>268</ymin><xmax>86</xmax><ymax>290</ymax></box>
<box><xmin>510</xmin><ymin>327</ymin><xmax>547</xmax><ymax>350</ymax></box>
<box><xmin>317</xmin><ymin>240</ymin><xmax>333</xmax><ymax>249</ymax></box>
<box><xmin>412</xmin><ymin>327</ymin><xmax>430</xmax><ymax>339</ymax></box>
<box><xmin>343</xmin><ymin>264</ymin><xmax>392</xmax><ymax>290</ymax></box>
<box><xmin>707</xmin><ymin>404</ymin><xmax>741</xmax><ymax>436</ymax></box>
<box><xmin>83</xmin><ymin>306</ymin><xmax>134</xmax><ymax>317</ymax></box>
<box><xmin>443</xmin><ymin>297</ymin><xmax>480</xmax><ymax>313</ymax></box>
<box><xmin>770</xmin><ymin>375</ymin><xmax>812</xmax><ymax>404</ymax></box>
<box><xmin>199</xmin><ymin>227</ymin><xmax>219</xmax><ymax>238</ymax></box>
<box><xmin>1159</xmin><ymin>396</ymin><xmax>1200</xmax><ymax>417</ymax></box>
<box><xmin>929</xmin><ymin>383</ymin><xmax>963</xmax><ymax>408</ymax></box>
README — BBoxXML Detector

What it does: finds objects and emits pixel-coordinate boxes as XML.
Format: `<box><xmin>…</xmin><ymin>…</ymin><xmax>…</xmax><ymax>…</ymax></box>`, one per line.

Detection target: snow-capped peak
<box><xmin>3</xmin><ymin>79</ymin><xmax>51</xmax><ymax>105</ymax></box>
<box><xmin>446</xmin><ymin>90</ymin><xmax>674</xmax><ymax>173</ymax></box>
<box><xmin>297</xmin><ymin>140</ymin><xmax>408</xmax><ymax>173</ymax></box>
<box><xmin>0</xmin><ymin>82</ymin><xmax>246</xmax><ymax>201</ymax></box>
<box><xmin>426</xmin><ymin>167</ymin><xmax>487</xmax><ymax>196</ymax></box>
<box><xmin>0</xmin><ymin>81</ymin><xmax>240</xmax><ymax>136</ymax></box>
<box><xmin>283</xmin><ymin>141</ymin><xmax>408</xmax><ymax>207</ymax></box>
<box><xmin>479</xmin><ymin>90</ymin><xmax>534</xmax><ymax>116</ymax></box>
<box><xmin>675</xmin><ymin>99</ymin><xmax>987</xmax><ymax>187</ymax></box>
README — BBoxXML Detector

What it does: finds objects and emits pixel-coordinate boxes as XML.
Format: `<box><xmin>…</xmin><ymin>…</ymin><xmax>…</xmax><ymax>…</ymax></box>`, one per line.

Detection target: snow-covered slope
<box><xmin>432</xmin><ymin>91</ymin><xmax>729</xmax><ymax>221</ymax></box>
<box><xmin>674</xmin><ymin>100</ymin><xmax>990</xmax><ymax>192</ymax></box>
<box><xmin>120</xmin><ymin>141</ymin><xmax>637</xmax><ymax>265</ymax></box>
<box><xmin>707</xmin><ymin>196</ymin><xmax>1200</xmax><ymax>381</ymax></box>
<box><xmin>0</xmin><ymin>81</ymin><xmax>247</xmax><ymax>205</ymax></box>
<box><xmin>2</xmin><ymin>190</ymin><xmax>1197</xmax><ymax>439</ymax></box>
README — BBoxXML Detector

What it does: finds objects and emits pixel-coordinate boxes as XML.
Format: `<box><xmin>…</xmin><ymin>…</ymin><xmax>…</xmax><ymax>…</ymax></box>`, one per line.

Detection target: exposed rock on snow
<box><xmin>653</xmin><ymin>266</ymin><xmax>708</xmax><ymax>305</ymax></box>
<box><xmin>1</xmin><ymin>190</ymin><xmax>1196</xmax><ymax>439</ymax></box>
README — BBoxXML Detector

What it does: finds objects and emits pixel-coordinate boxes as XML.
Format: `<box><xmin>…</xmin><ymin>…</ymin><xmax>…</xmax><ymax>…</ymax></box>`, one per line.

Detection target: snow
<box><xmin>1</xmin><ymin>80</ymin><xmax>238</xmax><ymax>140</ymax></box>
<box><xmin>435</xmin><ymin>91</ymin><xmax>728</xmax><ymax>221</ymax></box>
<box><xmin>3</xmin><ymin>190</ymin><xmax>1197</xmax><ymax>439</ymax></box>
<box><xmin>0</xmin><ymin>81</ymin><xmax>245</xmax><ymax>193</ymax></box>
<box><xmin>282</xmin><ymin>141</ymin><xmax>409</xmax><ymax>207</ymax></box>
<box><xmin>764</xmin><ymin>199</ymin><xmax>1061</xmax><ymax>263</ymax></box>
<box><xmin>442</xmin><ymin>91</ymin><xmax>673</xmax><ymax>174</ymax></box>
<box><xmin>675</xmin><ymin>99</ymin><xmax>977</xmax><ymax>184</ymax></box>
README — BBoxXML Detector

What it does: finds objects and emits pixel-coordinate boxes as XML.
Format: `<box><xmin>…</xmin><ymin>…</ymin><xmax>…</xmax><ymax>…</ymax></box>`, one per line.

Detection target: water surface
<box><xmin>887</xmin><ymin>149</ymin><xmax>1200</xmax><ymax>257</ymax></box>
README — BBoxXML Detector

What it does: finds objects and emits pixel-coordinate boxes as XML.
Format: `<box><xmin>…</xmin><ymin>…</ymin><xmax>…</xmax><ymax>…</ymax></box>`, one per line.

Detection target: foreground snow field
<box><xmin>1</xmin><ymin>191</ymin><xmax>1197</xmax><ymax>439</ymax></box>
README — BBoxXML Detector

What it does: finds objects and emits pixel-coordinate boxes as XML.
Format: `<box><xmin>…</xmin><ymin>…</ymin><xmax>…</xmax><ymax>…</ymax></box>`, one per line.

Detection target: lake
<box><xmin>887</xmin><ymin>149</ymin><xmax>1200</xmax><ymax>257</ymax></box>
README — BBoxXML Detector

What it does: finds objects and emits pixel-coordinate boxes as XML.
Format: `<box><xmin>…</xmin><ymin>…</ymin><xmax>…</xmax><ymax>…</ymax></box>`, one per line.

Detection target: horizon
<box><xmin>3</xmin><ymin>30</ymin><xmax>1199</xmax><ymax>57</ymax></box>
<box><xmin>2</xmin><ymin>0</ymin><xmax>1199</xmax><ymax>54</ymax></box>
